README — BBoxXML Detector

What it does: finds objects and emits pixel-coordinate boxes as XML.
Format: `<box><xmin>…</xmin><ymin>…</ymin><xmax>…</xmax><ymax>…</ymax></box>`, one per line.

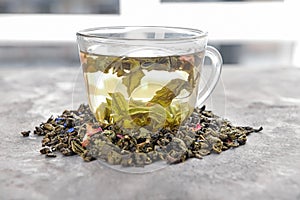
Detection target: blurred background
<box><xmin>0</xmin><ymin>0</ymin><xmax>298</xmax><ymax>67</ymax></box>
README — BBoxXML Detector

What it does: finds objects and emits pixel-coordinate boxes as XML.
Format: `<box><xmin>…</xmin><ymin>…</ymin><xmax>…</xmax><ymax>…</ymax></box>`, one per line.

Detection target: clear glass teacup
<box><xmin>76</xmin><ymin>26</ymin><xmax>222</xmax><ymax>132</ymax></box>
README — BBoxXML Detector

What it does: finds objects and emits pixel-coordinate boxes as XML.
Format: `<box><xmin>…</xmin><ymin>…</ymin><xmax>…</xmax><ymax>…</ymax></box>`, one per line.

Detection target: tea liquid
<box><xmin>80</xmin><ymin>50</ymin><xmax>204</xmax><ymax>130</ymax></box>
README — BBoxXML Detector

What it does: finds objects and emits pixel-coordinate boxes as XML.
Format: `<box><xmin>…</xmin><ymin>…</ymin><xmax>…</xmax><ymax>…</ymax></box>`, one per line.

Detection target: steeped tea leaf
<box><xmin>84</xmin><ymin>55</ymin><xmax>124</xmax><ymax>74</ymax></box>
<box><xmin>149</xmin><ymin>79</ymin><xmax>192</xmax><ymax>107</ymax></box>
<box><xmin>106</xmin><ymin>97</ymin><xmax>112</xmax><ymax>107</ymax></box>
<box><xmin>123</xmin><ymin>119</ymin><xmax>136</xmax><ymax>129</ymax></box>
<box><xmin>129</xmin><ymin>98</ymin><xmax>147</xmax><ymax>107</ymax></box>
<box><xmin>149</xmin><ymin>104</ymin><xmax>166</xmax><ymax>131</ymax></box>
<box><xmin>165</xmin><ymin>102</ymin><xmax>193</xmax><ymax>128</ymax></box>
<box><xmin>188</xmin><ymin>69</ymin><xmax>195</xmax><ymax>88</ymax></box>
<box><xmin>140</xmin><ymin>57</ymin><xmax>171</xmax><ymax>71</ymax></box>
<box><xmin>128</xmin><ymin>106</ymin><xmax>150</xmax><ymax>116</ymax></box>
<box><xmin>132</xmin><ymin>114</ymin><xmax>149</xmax><ymax>127</ymax></box>
<box><xmin>95</xmin><ymin>102</ymin><xmax>108</xmax><ymax>122</ymax></box>
<box><xmin>128</xmin><ymin>100</ymin><xmax>150</xmax><ymax>127</ymax></box>
<box><xmin>109</xmin><ymin>92</ymin><xmax>129</xmax><ymax>123</ymax></box>
<box><xmin>83</xmin><ymin>57</ymin><xmax>97</xmax><ymax>73</ymax></box>
<box><xmin>122</xmin><ymin>65</ymin><xmax>145</xmax><ymax>96</ymax></box>
<box><xmin>95</xmin><ymin>56</ymin><xmax>113</xmax><ymax>73</ymax></box>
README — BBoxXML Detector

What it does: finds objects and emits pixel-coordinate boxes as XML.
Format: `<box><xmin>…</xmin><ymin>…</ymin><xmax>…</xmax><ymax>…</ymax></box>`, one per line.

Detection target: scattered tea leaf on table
<box><xmin>23</xmin><ymin>103</ymin><xmax>263</xmax><ymax>167</ymax></box>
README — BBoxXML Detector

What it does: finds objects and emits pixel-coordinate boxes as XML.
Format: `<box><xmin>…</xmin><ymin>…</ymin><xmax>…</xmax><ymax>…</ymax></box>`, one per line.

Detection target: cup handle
<box><xmin>196</xmin><ymin>45</ymin><xmax>222</xmax><ymax>107</ymax></box>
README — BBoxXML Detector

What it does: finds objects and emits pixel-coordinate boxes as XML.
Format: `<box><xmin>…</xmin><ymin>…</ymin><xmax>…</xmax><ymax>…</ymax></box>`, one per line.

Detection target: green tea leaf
<box><xmin>129</xmin><ymin>98</ymin><xmax>147</xmax><ymax>107</ymax></box>
<box><xmin>167</xmin><ymin>102</ymin><xmax>193</xmax><ymax>128</ymax></box>
<box><xmin>128</xmin><ymin>103</ymin><xmax>167</xmax><ymax>130</ymax></box>
<box><xmin>85</xmin><ymin>55</ymin><xmax>124</xmax><ymax>74</ymax></box>
<box><xmin>149</xmin><ymin>79</ymin><xmax>192</xmax><ymax>107</ymax></box>
<box><xmin>95</xmin><ymin>101</ymin><xmax>112</xmax><ymax>124</ymax></box>
<box><xmin>128</xmin><ymin>99</ymin><xmax>150</xmax><ymax>127</ymax></box>
<box><xmin>149</xmin><ymin>104</ymin><xmax>166</xmax><ymax>131</ymax></box>
<box><xmin>106</xmin><ymin>98</ymin><xmax>112</xmax><ymax>107</ymax></box>
<box><xmin>165</xmin><ymin>107</ymin><xmax>175</xmax><ymax>125</ymax></box>
<box><xmin>140</xmin><ymin>57</ymin><xmax>171</xmax><ymax>71</ymax></box>
<box><xmin>123</xmin><ymin>119</ymin><xmax>136</xmax><ymax>129</ymax></box>
<box><xmin>169</xmin><ymin>55</ymin><xmax>198</xmax><ymax>88</ymax></box>
<box><xmin>132</xmin><ymin>115</ymin><xmax>149</xmax><ymax>127</ymax></box>
<box><xmin>169</xmin><ymin>56</ymin><xmax>181</xmax><ymax>70</ymax></box>
<box><xmin>95</xmin><ymin>102</ymin><xmax>108</xmax><ymax>122</ymax></box>
<box><xmin>111</xmin><ymin>59</ymin><xmax>123</xmax><ymax>75</ymax></box>
<box><xmin>174</xmin><ymin>102</ymin><xmax>193</xmax><ymax>125</ymax></box>
<box><xmin>129</xmin><ymin>106</ymin><xmax>150</xmax><ymax>127</ymax></box>
<box><xmin>95</xmin><ymin>56</ymin><xmax>111</xmax><ymax>73</ymax></box>
<box><xmin>83</xmin><ymin>57</ymin><xmax>97</xmax><ymax>73</ymax></box>
<box><xmin>128</xmin><ymin>99</ymin><xmax>168</xmax><ymax>130</ymax></box>
<box><xmin>109</xmin><ymin>92</ymin><xmax>129</xmax><ymax>123</ymax></box>
<box><xmin>122</xmin><ymin>65</ymin><xmax>145</xmax><ymax>96</ymax></box>
<box><xmin>128</xmin><ymin>107</ymin><xmax>150</xmax><ymax>116</ymax></box>
<box><xmin>187</xmin><ymin>69</ymin><xmax>195</xmax><ymax>88</ymax></box>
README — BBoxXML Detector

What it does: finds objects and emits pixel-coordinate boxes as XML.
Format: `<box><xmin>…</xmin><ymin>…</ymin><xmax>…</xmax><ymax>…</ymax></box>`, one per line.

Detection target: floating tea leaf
<box><xmin>109</xmin><ymin>92</ymin><xmax>129</xmax><ymax>123</ymax></box>
<box><xmin>122</xmin><ymin>63</ymin><xmax>145</xmax><ymax>96</ymax></box>
<box><xmin>149</xmin><ymin>78</ymin><xmax>192</xmax><ymax>107</ymax></box>
<box><xmin>140</xmin><ymin>57</ymin><xmax>171</xmax><ymax>71</ymax></box>
<box><xmin>95</xmin><ymin>102</ymin><xmax>108</xmax><ymax>122</ymax></box>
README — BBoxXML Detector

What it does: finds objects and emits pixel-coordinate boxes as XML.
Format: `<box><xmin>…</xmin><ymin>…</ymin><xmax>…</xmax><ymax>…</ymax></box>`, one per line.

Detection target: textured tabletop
<box><xmin>0</xmin><ymin>66</ymin><xmax>299</xmax><ymax>200</ymax></box>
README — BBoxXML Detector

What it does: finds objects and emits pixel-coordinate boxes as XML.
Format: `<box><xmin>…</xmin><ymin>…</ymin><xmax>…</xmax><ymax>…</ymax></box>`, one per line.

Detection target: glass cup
<box><xmin>76</xmin><ymin>26</ymin><xmax>222</xmax><ymax>131</ymax></box>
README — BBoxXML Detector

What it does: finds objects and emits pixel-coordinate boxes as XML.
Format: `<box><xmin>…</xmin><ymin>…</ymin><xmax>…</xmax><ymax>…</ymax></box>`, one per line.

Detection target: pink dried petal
<box><xmin>190</xmin><ymin>123</ymin><xmax>202</xmax><ymax>131</ymax></box>
<box><xmin>81</xmin><ymin>131</ymin><xmax>91</xmax><ymax>147</ymax></box>
<box><xmin>81</xmin><ymin>137</ymin><xmax>90</xmax><ymax>147</ymax></box>
<box><xmin>117</xmin><ymin>134</ymin><xmax>124</xmax><ymax>139</ymax></box>
<box><xmin>179</xmin><ymin>55</ymin><xmax>195</xmax><ymax>63</ymax></box>
<box><xmin>86</xmin><ymin>125</ymin><xmax>102</xmax><ymax>136</ymax></box>
<box><xmin>196</xmin><ymin>123</ymin><xmax>202</xmax><ymax>130</ymax></box>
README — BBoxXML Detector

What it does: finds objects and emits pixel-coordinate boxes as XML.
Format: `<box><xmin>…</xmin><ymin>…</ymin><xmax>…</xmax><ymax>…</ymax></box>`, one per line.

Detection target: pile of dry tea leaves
<box><xmin>22</xmin><ymin>104</ymin><xmax>262</xmax><ymax>167</ymax></box>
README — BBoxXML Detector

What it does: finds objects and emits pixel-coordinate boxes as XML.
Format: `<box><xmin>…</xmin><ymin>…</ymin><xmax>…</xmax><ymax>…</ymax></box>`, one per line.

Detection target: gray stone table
<box><xmin>0</xmin><ymin>66</ymin><xmax>299</xmax><ymax>200</ymax></box>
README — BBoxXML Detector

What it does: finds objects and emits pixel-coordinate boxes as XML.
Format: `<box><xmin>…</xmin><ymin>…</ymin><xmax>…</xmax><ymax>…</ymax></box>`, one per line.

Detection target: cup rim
<box><xmin>76</xmin><ymin>26</ymin><xmax>208</xmax><ymax>41</ymax></box>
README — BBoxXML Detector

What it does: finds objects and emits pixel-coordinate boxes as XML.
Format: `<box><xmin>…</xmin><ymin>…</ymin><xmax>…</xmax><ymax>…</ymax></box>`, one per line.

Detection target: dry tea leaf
<box><xmin>23</xmin><ymin>103</ymin><xmax>263</xmax><ymax>167</ymax></box>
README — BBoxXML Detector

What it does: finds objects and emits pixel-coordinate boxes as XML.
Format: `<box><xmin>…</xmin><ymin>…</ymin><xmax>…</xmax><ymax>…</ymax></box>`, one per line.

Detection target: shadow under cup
<box><xmin>76</xmin><ymin>26</ymin><xmax>222</xmax><ymax>171</ymax></box>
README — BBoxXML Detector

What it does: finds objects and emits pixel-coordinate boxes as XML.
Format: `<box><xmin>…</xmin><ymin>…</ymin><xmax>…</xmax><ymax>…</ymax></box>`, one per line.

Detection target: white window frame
<box><xmin>0</xmin><ymin>0</ymin><xmax>299</xmax><ymax>66</ymax></box>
